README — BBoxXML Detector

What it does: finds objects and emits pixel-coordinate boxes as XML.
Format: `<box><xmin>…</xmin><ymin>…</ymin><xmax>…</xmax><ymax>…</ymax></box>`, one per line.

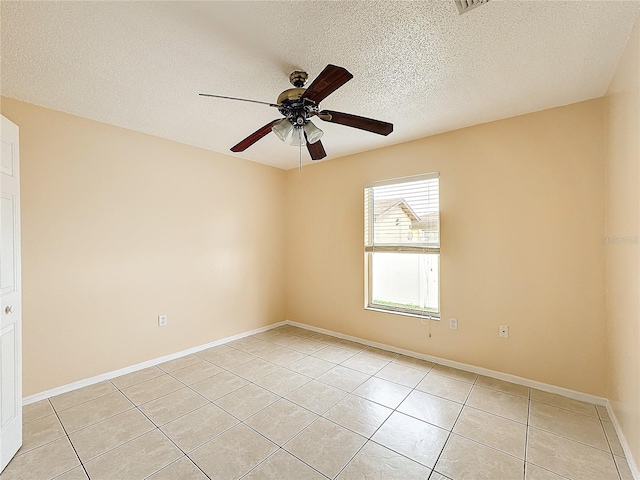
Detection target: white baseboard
<box><xmin>284</xmin><ymin>320</ymin><xmax>607</xmax><ymax>405</ymax></box>
<box><xmin>22</xmin><ymin>321</ymin><xmax>286</xmax><ymax>406</ymax></box>
<box><xmin>286</xmin><ymin>319</ymin><xmax>640</xmax><ymax>478</ymax></box>
<box><xmin>606</xmin><ymin>400</ymin><xmax>640</xmax><ymax>480</ymax></box>
<box><xmin>24</xmin><ymin>317</ymin><xmax>637</xmax><ymax>480</ymax></box>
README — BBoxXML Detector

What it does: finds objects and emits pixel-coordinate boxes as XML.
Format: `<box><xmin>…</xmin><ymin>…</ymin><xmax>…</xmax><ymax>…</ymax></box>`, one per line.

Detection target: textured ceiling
<box><xmin>1</xmin><ymin>1</ymin><xmax>639</xmax><ymax>169</ymax></box>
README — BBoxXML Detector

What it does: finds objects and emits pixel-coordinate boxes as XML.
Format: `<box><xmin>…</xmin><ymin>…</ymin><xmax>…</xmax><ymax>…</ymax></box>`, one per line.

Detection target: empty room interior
<box><xmin>0</xmin><ymin>1</ymin><xmax>639</xmax><ymax>479</ymax></box>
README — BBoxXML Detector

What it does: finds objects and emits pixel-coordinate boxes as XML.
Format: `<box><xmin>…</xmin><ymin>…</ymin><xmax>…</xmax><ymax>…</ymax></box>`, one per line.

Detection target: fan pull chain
<box><xmin>299</xmin><ymin>128</ymin><xmax>303</xmax><ymax>173</ymax></box>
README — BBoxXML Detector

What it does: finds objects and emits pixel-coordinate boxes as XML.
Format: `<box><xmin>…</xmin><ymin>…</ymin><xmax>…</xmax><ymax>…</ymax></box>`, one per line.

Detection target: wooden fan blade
<box><xmin>230</xmin><ymin>120</ymin><xmax>281</xmax><ymax>152</ymax></box>
<box><xmin>305</xmin><ymin>134</ymin><xmax>327</xmax><ymax>160</ymax></box>
<box><xmin>318</xmin><ymin>110</ymin><xmax>393</xmax><ymax>136</ymax></box>
<box><xmin>301</xmin><ymin>65</ymin><xmax>353</xmax><ymax>104</ymax></box>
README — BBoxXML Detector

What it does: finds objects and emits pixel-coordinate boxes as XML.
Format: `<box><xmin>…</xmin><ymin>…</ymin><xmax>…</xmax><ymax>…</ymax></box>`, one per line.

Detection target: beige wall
<box><xmin>605</xmin><ymin>13</ymin><xmax>640</xmax><ymax>467</ymax></box>
<box><xmin>0</xmin><ymin>97</ymin><xmax>286</xmax><ymax>396</ymax></box>
<box><xmin>286</xmin><ymin>99</ymin><xmax>607</xmax><ymax>396</ymax></box>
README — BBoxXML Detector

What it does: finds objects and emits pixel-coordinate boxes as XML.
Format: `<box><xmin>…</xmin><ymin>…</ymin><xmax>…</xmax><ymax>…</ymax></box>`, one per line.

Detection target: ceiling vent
<box><xmin>454</xmin><ymin>0</ymin><xmax>489</xmax><ymax>15</ymax></box>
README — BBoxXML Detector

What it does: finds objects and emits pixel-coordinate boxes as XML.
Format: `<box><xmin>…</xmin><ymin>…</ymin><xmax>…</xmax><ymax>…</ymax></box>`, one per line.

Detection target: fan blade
<box><xmin>301</xmin><ymin>65</ymin><xmax>353</xmax><ymax>104</ymax></box>
<box><xmin>230</xmin><ymin>120</ymin><xmax>281</xmax><ymax>152</ymax></box>
<box><xmin>318</xmin><ymin>110</ymin><xmax>393</xmax><ymax>136</ymax></box>
<box><xmin>305</xmin><ymin>133</ymin><xmax>327</xmax><ymax>160</ymax></box>
<box><xmin>199</xmin><ymin>93</ymin><xmax>279</xmax><ymax>108</ymax></box>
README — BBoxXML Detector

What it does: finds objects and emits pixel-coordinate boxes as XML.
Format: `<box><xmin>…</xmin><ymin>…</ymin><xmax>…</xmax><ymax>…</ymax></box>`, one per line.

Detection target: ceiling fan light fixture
<box><xmin>303</xmin><ymin>121</ymin><xmax>324</xmax><ymax>144</ymax></box>
<box><xmin>287</xmin><ymin>127</ymin><xmax>306</xmax><ymax>147</ymax></box>
<box><xmin>272</xmin><ymin>119</ymin><xmax>293</xmax><ymax>142</ymax></box>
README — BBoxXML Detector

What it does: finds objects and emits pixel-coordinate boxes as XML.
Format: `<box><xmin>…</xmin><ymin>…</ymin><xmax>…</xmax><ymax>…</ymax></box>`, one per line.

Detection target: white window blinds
<box><xmin>365</xmin><ymin>173</ymin><xmax>440</xmax><ymax>253</ymax></box>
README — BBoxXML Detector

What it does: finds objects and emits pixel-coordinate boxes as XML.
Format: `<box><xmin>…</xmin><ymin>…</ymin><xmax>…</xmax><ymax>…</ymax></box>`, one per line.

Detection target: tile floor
<box><xmin>2</xmin><ymin>325</ymin><xmax>634</xmax><ymax>480</ymax></box>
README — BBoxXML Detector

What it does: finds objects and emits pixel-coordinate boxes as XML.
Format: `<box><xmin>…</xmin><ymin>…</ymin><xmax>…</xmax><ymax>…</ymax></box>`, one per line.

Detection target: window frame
<box><xmin>364</xmin><ymin>173</ymin><xmax>441</xmax><ymax>320</ymax></box>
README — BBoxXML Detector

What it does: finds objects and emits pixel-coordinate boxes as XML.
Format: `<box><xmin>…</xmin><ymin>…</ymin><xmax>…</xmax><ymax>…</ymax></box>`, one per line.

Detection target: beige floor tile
<box><xmin>254</xmin><ymin>368</ymin><xmax>311</xmax><ymax>396</ymax></box>
<box><xmin>227</xmin><ymin>357</ymin><xmax>281</xmax><ymax>381</ymax></box>
<box><xmin>336</xmin><ymin>339</ymin><xmax>368</xmax><ymax>353</ymax></box>
<box><xmin>169</xmin><ymin>361</ymin><xmax>222</xmax><ymax>385</ymax></box>
<box><xmin>285</xmin><ymin>418</ymin><xmax>366</xmax><ymax>479</ymax></box>
<box><xmin>19</xmin><ymin>414</ymin><xmax>65</xmax><ymax>454</ymax></box>
<box><xmin>416</xmin><ymin>372</ymin><xmax>473</xmax><ymax>403</ymax></box>
<box><xmin>525</xmin><ymin>463</ymin><xmax>568</xmax><ymax>479</ymax></box>
<box><xmin>147</xmin><ymin>456</ymin><xmax>208</xmax><ymax>480</ymax></box>
<box><xmin>529</xmin><ymin>402</ymin><xmax>608</xmax><ymax>451</ymax></box>
<box><xmin>53</xmin><ymin>466</ymin><xmax>89</xmax><ymax>479</ymax></box>
<box><xmin>50</xmin><ymin>381</ymin><xmax>116</xmax><ymax>412</ymax></box>
<box><xmin>260</xmin><ymin>347</ymin><xmax>307</xmax><ymax>366</ymax></box>
<box><xmin>392</xmin><ymin>355</ymin><xmax>435</xmax><ymax>372</ymax></box>
<box><xmin>288</xmin><ymin>355</ymin><xmax>336</xmax><ymax>377</ymax></box>
<box><xmin>208</xmin><ymin>349</ymin><xmax>256</xmax><ymax>369</ymax></box>
<box><xmin>161</xmin><ymin>403</ymin><xmax>238</xmax><ymax>452</ymax></box>
<box><xmin>337</xmin><ymin>440</ymin><xmax>433</xmax><ymax>479</ymax></box>
<box><xmin>596</xmin><ymin>405</ymin><xmax>611</xmax><ymax>422</ymax></box>
<box><xmin>189</xmin><ymin>424</ymin><xmax>278</xmax><ymax>480</ymax></box>
<box><xmin>250</xmin><ymin>330</ymin><xmax>286</xmax><ymax>342</ymax></box>
<box><xmin>372</xmin><ymin>411</ymin><xmax>448</xmax><ymax>467</ymax></box>
<box><xmin>453</xmin><ymin>406</ymin><xmax>527</xmax><ymax>459</ymax></box>
<box><xmin>190</xmin><ymin>370</ymin><xmax>248</xmax><ymax>401</ymax></box>
<box><xmin>194</xmin><ymin>344</ymin><xmax>234</xmax><ymax>362</ymax></box>
<box><xmin>353</xmin><ymin>377</ymin><xmax>412</xmax><ymax>409</ymax></box>
<box><xmin>22</xmin><ymin>399</ymin><xmax>54</xmax><ymax>424</ymax></box>
<box><xmin>111</xmin><ymin>366</ymin><xmax>165</xmax><ymax>390</ymax></box>
<box><xmin>57</xmin><ymin>391</ymin><xmax>133</xmax><ymax>432</ymax></box>
<box><xmin>530</xmin><ymin>389</ymin><xmax>598</xmax><ymax>418</ymax></box>
<box><xmin>227</xmin><ymin>336</ymin><xmax>262</xmax><ymax>350</ymax></box>
<box><xmin>286</xmin><ymin>380</ymin><xmax>348</xmax><ymax>414</ymax></box>
<box><xmin>158</xmin><ymin>354</ymin><xmax>202</xmax><ymax>373</ymax></box>
<box><xmin>527</xmin><ymin>427</ymin><xmax>619</xmax><ymax>480</ymax></box>
<box><xmin>244</xmin><ymin>449</ymin><xmax>326</xmax><ymax>480</ymax></box>
<box><xmin>264</xmin><ymin>333</ymin><xmax>303</xmax><ymax>347</ymax></box>
<box><xmin>246</xmin><ymin>399</ymin><xmax>318</xmax><ymax>445</ymax></box>
<box><xmin>475</xmin><ymin>375</ymin><xmax>530</xmax><ymax>398</ymax></box>
<box><xmin>289</xmin><ymin>338</ymin><xmax>328</xmax><ymax>354</ymax></box>
<box><xmin>309</xmin><ymin>333</ymin><xmax>342</xmax><ymax>345</ymax></box>
<box><xmin>398</xmin><ymin>390</ymin><xmax>463</xmax><ymax>430</ymax></box>
<box><xmin>602</xmin><ymin>420</ymin><xmax>625</xmax><ymax>457</ymax></box>
<box><xmin>429</xmin><ymin>473</ymin><xmax>453</xmax><ymax>480</ymax></box>
<box><xmin>121</xmin><ymin>374</ymin><xmax>183</xmax><ymax>405</ymax></box>
<box><xmin>361</xmin><ymin>347</ymin><xmax>398</xmax><ymax>361</ymax></box>
<box><xmin>84</xmin><ymin>430</ymin><xmax>180</xmax><ymax>479</ymax></box>
<box><xmin>237</xmin><ymin>338</ymin><xmax>283</xmax><ymax>356</ymax></box>
<box><xmin>68</xmin><ymin>408</ymin><xmax>155</xmax><ymax>462</ymax></box>
<box><xmin>375</xmin><ymin>362</ymin><xmax>427</xmax><ymax>388</ymax></box>
<box><xmin>467</xmin><ymin>385</ymin><xmax>529</xmax><ymax>423</ymax></box>
<box><xmin>317</xmin><ymin>365</ymin><xmax>371</xmax><ymax>392</ymax></box>
<box><xmin>0</xmin><ymin>437</ymin><xmax>79</xmax><ymax>480</ymax></box>
<box><xmin>312</xmin><ymin>345</ymin><xmax>355</xmax><ymax>363</ymax></box>
<box><xmin>436</xmin><ymin>434</ymin><xmax>524</xmax><ymax>480</ymax></box>
<box><xmin>287</xmin><ymin>327</ymin><xmax>317</xmax><ymax>338</ymax></box>
<box><xmin>215</xmin><ymin>384</ymin><xmax>279</xmax><ymax>420</ymax></box>
<box><xmin>324</xmin><ymin>394</ymin><xmax>392</xmax><ymax>437</ymax></box>
<box><xmin>342</xmin><ymin>352</ymin><xmax>390</xmax><ymax>375</ymax></box>
<box><xmin>614</xmin><ymin>455</ymin><xmax>634</xmax><ymax>480</ymax></box>
<box><xmin>431</xmin><ymin>364</ymin><xmax>478</xmax><ymax>383</ymax></box>
<box><xmin>138</xmin><ymin>387</ymin><xmax>208</xmax><ymax>426</ymax></box>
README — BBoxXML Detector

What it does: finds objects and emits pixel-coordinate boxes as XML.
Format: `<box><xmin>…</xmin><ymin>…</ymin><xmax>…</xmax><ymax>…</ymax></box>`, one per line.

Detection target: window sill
<box><xmin>365</xmin><ymin>305</ymin><xmax>440</xmax><ymax>320</ymax></box>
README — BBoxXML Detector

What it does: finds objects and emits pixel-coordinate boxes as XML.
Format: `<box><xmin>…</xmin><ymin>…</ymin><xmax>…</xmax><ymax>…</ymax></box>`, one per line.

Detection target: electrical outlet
<box><xmin>158</xmin><ymin>315</ymin><xmax>167</xmax><ymax>327</ymax></box>
<box><xmin>499</xmin><ymin>325</ymin><xmax>509</xmax><ymax>338</ymax></box>
<box><xmin>449</xmin><ymin>317</ymin><xmax>458</xmax><ymax>330</ymax></box>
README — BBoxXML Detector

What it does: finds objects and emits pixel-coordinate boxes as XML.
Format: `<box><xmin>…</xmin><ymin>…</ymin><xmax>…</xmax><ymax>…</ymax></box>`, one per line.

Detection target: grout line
<box><xmin>47</xmin><ymin>398</ymin><xmax>92</xmax><ymax>480</ymax></box>
<box><xmin>106</xmin><ymin>380</ymin><xmax>213</xmax><ymax>480</ymax></box>
<box><xmin>36</xmin><ymin>325</ymin><xmax>612</xmax><ymax>480</ymax></box>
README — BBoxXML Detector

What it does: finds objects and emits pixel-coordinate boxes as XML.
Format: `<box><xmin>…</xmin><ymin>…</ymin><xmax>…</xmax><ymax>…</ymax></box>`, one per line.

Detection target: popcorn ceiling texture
<box><xmin>1</xmin><ymin>1</ymin><xmax>638</xmax><ymax>169</ymax></box>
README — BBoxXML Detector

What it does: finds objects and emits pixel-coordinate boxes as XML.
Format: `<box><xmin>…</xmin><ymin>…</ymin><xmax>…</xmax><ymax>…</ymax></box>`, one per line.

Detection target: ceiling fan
<box><xmin>200</xmin><ymin>64</ymin><xmax>393</xmax><ymax>161</ymax></box>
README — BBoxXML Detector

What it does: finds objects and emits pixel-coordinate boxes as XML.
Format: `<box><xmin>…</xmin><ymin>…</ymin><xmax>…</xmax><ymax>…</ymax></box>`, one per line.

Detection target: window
<box><xmin>364</xmin><ymin>173</ymin><xmax>440</xmax><ymax>318</ymax></box>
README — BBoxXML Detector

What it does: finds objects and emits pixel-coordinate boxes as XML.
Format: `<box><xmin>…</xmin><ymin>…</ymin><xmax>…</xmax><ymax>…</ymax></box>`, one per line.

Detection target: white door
<box><xmin>0</xmin><ymin>115</ymin><xmax>22</xmax><ymax>473</ymax></box>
